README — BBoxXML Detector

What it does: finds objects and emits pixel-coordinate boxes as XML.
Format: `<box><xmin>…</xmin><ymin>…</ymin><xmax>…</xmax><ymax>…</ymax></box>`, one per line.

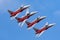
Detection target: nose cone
<box><xmin>31</xmin><ymin>11</ymin><xmax>38</xmax><ymax>14</ymax></box>
<box><xmin>48</xmin><ymin>23</ymin><xmax>56</xmax><ymax>27</ymax></box>
<box><xmin>23</xmin><ymin>5</ymin><xmax>30</xmax><ymax>8</ymax></box>
<box><xmin>38</xmin><ymin>16</ymin><xmax>46</xmax><ymax>20</ymax></box>
<box><xmin>30</xmin><ymin>11</ymin><xmax>38</xmax><ymax>16</ymax></box>
<box><xmin>40</xmin><ymin>16</ymin><xmax>46</xmax><ymax>19</ymax></box>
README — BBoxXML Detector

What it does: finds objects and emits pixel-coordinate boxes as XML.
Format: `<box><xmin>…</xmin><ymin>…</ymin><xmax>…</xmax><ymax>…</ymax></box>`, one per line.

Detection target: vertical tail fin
<box><xmin>8</xmin><ymin>10</ymin><xmax>13</xmax><ymax>14</ymax></box>
<box><xmin>25</xmin><ymin>21</ymin><xmax>31</xmax><ymax>25</ymax></box>
<box><xmin>33</xmin><ymin>27</ymin><xmax>39</xmax><ymax>33</ymax></box>
<box><xmin>15</xmin><ymin>17</ymin><xmax>21</xmax><ymax>23</ymax></box>
<box><xmin>8</xmin><ymin>10</ymin><xmax>13</xmax><ymax>17</ymax></box>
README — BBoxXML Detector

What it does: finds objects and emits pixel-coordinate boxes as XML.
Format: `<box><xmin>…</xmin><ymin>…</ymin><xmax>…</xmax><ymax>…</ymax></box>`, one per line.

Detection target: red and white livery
<box><xmin>8</xmin><ymin>5</ymin><xmax>30</xmax><ymax>20</ymax></box>
<box><xmin>15</xmin><ymin>9</ymin><xmax>38</xmax><ymax>27</ymax></box>
<box><xmin>33</xmin><ymin>22</ymin><xmax>55</xmax><ymax>37</ymax></box>
<box><xmin>25</xmin><ymin>16</ymin><xmax>46</xmax><ymax>29</ymax></box>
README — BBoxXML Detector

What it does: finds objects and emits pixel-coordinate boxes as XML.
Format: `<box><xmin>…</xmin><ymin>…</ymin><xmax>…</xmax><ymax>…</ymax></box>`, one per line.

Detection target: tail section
<box><xmin>8</xmin><ymin>10</ymin><xmax>13</xmax><ymax>17</ymax></box>
<box><xmin>36</xmin><ymin>31</ymin><xmax>45</xmax><ymax>38</ymax></box>
<box><xmin>33</xmin><ymin>27</ymin><xmax>39</xmax><ymax>33</ymax></box>
<box><xmin>25</xmin><ymin>21</ymin><xmax>31</xmax><ymax>25</ymax></box>
<box><xmin>15</xmin><ymin>17</ymin><xmax>21</xmax><ymax>23</ymax></box>
<box><xmin>8</xmin><ymin>10</ymin><xmax>13</xmax><ymax>14</ymax></box>
<box><xmin>30</xmin><ymin>11</ymin><xmax>38</xmax><ymax>14</ymax></box>
<box><xmin>15</xmin><ymin>17</ymin><xmax>22</xmax><ymax>26</ymax></box>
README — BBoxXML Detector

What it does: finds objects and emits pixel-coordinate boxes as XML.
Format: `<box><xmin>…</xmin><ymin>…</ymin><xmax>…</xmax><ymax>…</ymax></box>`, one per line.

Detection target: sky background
<box><xmin>0</xmin><ymin>0</ymin><xmax>60</xmax><ymax>40</ymax></box>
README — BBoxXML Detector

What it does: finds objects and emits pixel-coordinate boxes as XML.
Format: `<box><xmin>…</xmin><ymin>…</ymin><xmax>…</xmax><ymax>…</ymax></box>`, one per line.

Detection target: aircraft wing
<box><xmin>25</xmin><ymin>9</ymin><xmax>30</xmax><ymax>15</ymax></box>
<box><xmin>20</xmin><ymin>19</ymin><xmax>28</xmax><ymax>27</ymax></box>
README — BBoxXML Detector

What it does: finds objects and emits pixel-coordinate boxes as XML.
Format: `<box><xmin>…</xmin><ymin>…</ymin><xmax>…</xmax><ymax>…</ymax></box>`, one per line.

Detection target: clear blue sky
<box><xmin>0</xmin><ymin>0</ymin><xmax>60</xmax><ymax>40</ymax></box>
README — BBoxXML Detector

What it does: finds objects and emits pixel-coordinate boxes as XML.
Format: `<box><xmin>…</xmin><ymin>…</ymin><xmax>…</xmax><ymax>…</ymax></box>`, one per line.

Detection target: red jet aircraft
<box><xmin>25</xmin><ymin>16</ymin><xmax>46</xmax><ymax>29</ymax></box>
<box><xmin>33</xmin><ymin>22</ymin><xmax>55</xmax><ymax>37</ymax></box>
<box><xmin>8</xmin><ymin>5</ymin><xmax>30</xmax><ymax>20</ymax></box>
<box><xmin>15</xmin><ymin>9</ymin><xmax>38</xmax><ymax>27</ymax></box>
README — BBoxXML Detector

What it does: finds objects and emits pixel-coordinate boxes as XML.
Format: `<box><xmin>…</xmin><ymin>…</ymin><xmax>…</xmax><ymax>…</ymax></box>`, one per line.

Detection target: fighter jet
<box><xmin>15</xmin><ymin>9</ymin><xmax>38</xmax><ymax>27</ymax></box>
<box><xmin>25</xmin><ymin>16</ymin><xmax>46</xmax><ymax>29</ymax></box>
<box><xmin>33</xmin><ymin>22</ymin><xmax>55</xmax><ymax>37</ymax></box>
<box><xmin>8</xmin><ymin>5</ymin><xmax>30</xmax><ymax>20</ymax></box>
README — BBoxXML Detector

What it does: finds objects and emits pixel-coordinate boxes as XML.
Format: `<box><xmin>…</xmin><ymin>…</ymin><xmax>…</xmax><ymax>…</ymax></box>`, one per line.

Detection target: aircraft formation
<box><xmin>8</xmin><ymin>5</ymin><xmax>55</xmax><ymax>37</ymax></box>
